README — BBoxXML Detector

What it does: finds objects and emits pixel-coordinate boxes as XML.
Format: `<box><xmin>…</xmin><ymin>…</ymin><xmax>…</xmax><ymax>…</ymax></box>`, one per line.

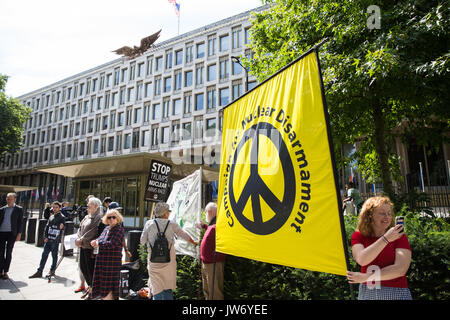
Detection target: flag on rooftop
<box><xmin>168</xmin><ymin>0</ymin><xmax>180</xmax><ymax>16</ymax></box>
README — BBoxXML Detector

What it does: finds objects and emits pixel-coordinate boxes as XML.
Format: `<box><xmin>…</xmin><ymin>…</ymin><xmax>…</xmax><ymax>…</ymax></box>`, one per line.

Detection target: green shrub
<box><xmin>139</xmin><ymin>213</ymin><xmax>449</xmax><ymax>300</ymax></box>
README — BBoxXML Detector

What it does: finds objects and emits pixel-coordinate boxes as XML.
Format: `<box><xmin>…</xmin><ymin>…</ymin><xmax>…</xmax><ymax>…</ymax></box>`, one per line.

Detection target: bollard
<box><xmin>20</xmin><ymin>217</ymin><xmax>27</xmax><ymax>241</ymax></box>
<box><xmin>63</xmin><ymin>221</ymin><xmax>75</xmax><ymax>256</ymax></box>
<box><xmin>26</xmin><ymin>218</ymin><xmax>37</xmax><ymax>244</ymax></box>
<box><xmin>36</xmin><ymin>219</ymin><xmax>48</xmax><ymax>247</ymax></box>
<box><xmin>120</xmin><ymin>270</ymin><xmax>130</xmax><ymax>298</ymax></box>
<box><xmin>127</xmin><ymin>230</ymin><xmax>142</xmax><ymax>263</ymax></box>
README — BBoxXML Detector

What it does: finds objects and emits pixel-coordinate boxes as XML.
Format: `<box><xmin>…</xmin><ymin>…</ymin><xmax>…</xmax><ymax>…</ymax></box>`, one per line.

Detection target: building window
<box><xmin>185</xmin><ymin>45</ymin><xmax>193</xmax><ymax>63</ymax></box>
<box><xmin>195</xmin><ymin>93</ymin><xmax>204</xmax><ymax>111</ymax></box>
<box><xmin>129</xmin><ymin>64</ymin><xmax>136</xmax><ymax>81</ymax></box>
<box><xmin>93</xmin><ymin>140</ymin><xmax>99</xmax><ymax>154</ymax></box>
<box><xmin>196</xmin><ymin>42</ymin><xmax>205</xmax><ymax>59</ymax></box>
<box><xmin>173</xmin><ymin>99</ymin><xmax>181</xmax><ymax>115</ymax></box>
<box><xmin>162</xmin><ymin>100</ymin><xmax>170</xmax><ymax>119</ymax></box>
<box><xmin>134</xmin><ymin>108</ymin><xmax>142</xmax><ymax>124</ymax></box>
<box><xmin>220</xmin><ymin>59</ymin><xmax>229</xmax><ymax>80</ymax></box>
<box><xmin>195</xmin><ymin>65</ymin><xmax>204</xmax><ymax>85</ymax></box>
<box><xmin>102</xmin><ymin>116</ymin><xmax>108</xmax><ymax>130</ymax></box>
<box><xmin>152</xmin><ymin>103</ymin><xmax>161</xmax><ymax>120</ymax></box>
<box><xmin>207</xmin><ymin>64</ymin><xmax>217</xmax><ymax>82</ymax></box>
<box><xmin>114</xmin><ymin>69</ymin><xmax>120</xmax><ymax>86</ymax></box>
<box><xmin>165</xmin><ymin>51</ymin><xmax>173</xmax><ymax>70</ymax></box>
<box><xmin>161</xmin><ymin>127</ymin><xmax>170</xmax><ymax>144</ymax></box>
<box><xmin>120</xmin><ymin>87</ymin><xmax>126</xmax><ymax>105</ymax></box>
<box><xmin>232</xmin><ymin>60</ymin><xmax>243</xmax><ymax>75</ymax></box>
<box><xmin>127</xmin><ymin>87</ymin><xmax>134</xmax><ymax>102</ymax></box>
<box><xmin>143</xmin><ymin>103</ymin><xmax>151</xmax><ymax>122</ymax></box>
<box><xmin>155</xmin><ymin>56</ymin><xmax>163</xmax><ymax>72</ymax></box>
<box><xmin>126</xmin><ymin>109</ymin><xmax>132</xmax><ymax>126</ymax></box>
<box><xmin>208</xmin><ymin>37</ymin><xmax>216</xmax><ymax>56</ymax></box>
<box><xmin>137</xmin><ymin>62</ymin><xmax>145</xmax><ymax>77</ymax></box>
<box><xmin>219</xmin><ymin>34</ymin><xmax>229</xmax><ymax>52</ymax></box>
<box><xmin>124</xmin><ymin>133</ymin><xmax>131</xmax><ymax>149</ymax></box>
<box><xmin>172</xmin><ymin>123</ymin><xmax>180</xmax><ymax>143</ymax></box>
<box><xmin>142</xmin><ymin>130</ymin><xmax>150</xmax><ymax>147</ymax></box>
<box><xmin>184</xmin><ymin>70</ymin><xmax>193</xmax><ymax>87</ymax></box>
<box><xmin>233</xmin><ymin>83</ymin><xmax>243</xmax><ymax>101</ymax></box>
<box><xmin>175</xmin><ymin>49</ymin><xmax>183</xmax><ymax>65</ymax></box>
<box><xmin>184</xmin><ymin>94</ymin><xmax>192</xmax><ymax>114</ymax></box>
<box><xmin>194</xmin><ymin>117</ymin><xmax>203</xmax><ymax>140</ymax></box>
<box><xmin>110</xmin><ymin>113</ymin><xmax>116</xmax><ymax>129</ymax></box>
<box><xmin>121</xmin><ymin>69</ymin><xmax>127</xmax><ymax>82</ymax></box>
<box><xmin>108</xmin><ymin>137</ymin><xmax>114</xmax><ymax>152</ymax></box>
<box><xmin>144</xmin><ymin>82</ymin><xmax>152</xmax><ymax>98</ymax></box>
<box><xmin>154</xmin><ymin>78</ymin><xmax>161</xmax><ymax>96</ymax></box>
<box><xmin>245</xmin><ymin>27</ymin><xmax>251</xmax><ymax>44</ymax></box>
<box><xmin>146</xmin><ymin>57</ymin><xmax>153</xmax><ymax>76</ymax></box>
<box><xmin>207</xmin><ymin>87</ymin><xmax>216</xmax><ymax>110</ymax></box>
<box><xmin>232</xmin><ymin>29</ymin><xmax>242</xmax><ymax>49</ymax></box>
<box><xmin>219</xmin><ymin>87</ymin><xmax>229</xmax><ymax>106</ymax></box>
<box><xmin>132</xmin><ymin>131</ymin><xmax>140</xmax><ymax>149</ymax></box>
<box><xmin>174</xmin><ymin>71</ymin><xmax>182</xmax><ymax>91</ymax></box>
<box><xmin>136</xmin><ymin>82</ymin><xmax>143</xmax><ymax>101</ymax></box>
<box><xmin>206</xmin><ymin>118</ymin><xmax>216</xmax><ymax>137</ymax></box>
<box><xmin>118</xmin><ymin>112</ymin><xmax>124</xmax><ymax>127</ymax></box>
<box><xmin>115</xmin><ymin>134</ymin><xmax>122</xmax><ymax>151</ymax></box>
<box><xmin>164</xmin><ymin>76</ymin><xmax>171</xmax><ymax>93</ymax></box>
<box><xmin>151</xmin><ymin>127</ymin><xmax>159</xmax><ymax>146</ymax></box>
<box><xmin>182</xmin><ymin>122</ymin><xmax>191</xmax><ymax>140</ymax></box>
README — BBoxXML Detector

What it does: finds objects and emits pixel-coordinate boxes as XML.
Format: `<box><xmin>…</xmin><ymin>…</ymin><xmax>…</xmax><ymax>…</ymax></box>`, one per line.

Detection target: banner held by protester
<box><xmin>166</xmin><ymin>169</ymin><xmax>201</xmax><ymax>259</ymax></box>
<box><xmin>216</xmin><ymin>47</ymin><xmax>349</xmax><ymax>276</ymax></box>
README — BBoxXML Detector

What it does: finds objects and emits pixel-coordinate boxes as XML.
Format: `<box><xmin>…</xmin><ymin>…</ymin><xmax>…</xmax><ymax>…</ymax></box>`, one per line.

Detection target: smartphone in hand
<box><xmin>395</xmin><ymin>216</ymin><xmax>405</xmax><ymax>233</ymax></box>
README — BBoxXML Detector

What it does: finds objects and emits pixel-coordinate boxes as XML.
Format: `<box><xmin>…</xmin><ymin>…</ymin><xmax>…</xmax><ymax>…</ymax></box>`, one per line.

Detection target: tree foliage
<box><xmin>0</xmin><ymin>75</ymin><xmax>32</xmax><ymax>162</ymax></box>
<box><xmin>245</xmin><ymin>0</ymin><xmax>449</xmax><ymax>197</ymax></box>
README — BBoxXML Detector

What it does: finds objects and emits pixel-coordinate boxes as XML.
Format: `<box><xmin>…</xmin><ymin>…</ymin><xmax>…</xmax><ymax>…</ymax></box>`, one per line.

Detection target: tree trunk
<box><xmin>372</xmin><ymin>102</ymin><xmax>395</xmax><ymax>200</ymax></box>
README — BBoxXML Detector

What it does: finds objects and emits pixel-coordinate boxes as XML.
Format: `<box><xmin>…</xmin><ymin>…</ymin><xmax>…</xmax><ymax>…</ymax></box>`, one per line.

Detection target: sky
<box><xmin>0</xmin><ymin>0</ymin><xmax>263</xmax><ymax>98</ymax></box>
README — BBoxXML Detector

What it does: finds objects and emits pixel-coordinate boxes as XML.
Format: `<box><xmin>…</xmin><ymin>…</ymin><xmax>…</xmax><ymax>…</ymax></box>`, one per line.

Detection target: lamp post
<box><xmin>231</xmin><ymin>56</ymin><xmax>248</xmax><ymax>92</ymax></box>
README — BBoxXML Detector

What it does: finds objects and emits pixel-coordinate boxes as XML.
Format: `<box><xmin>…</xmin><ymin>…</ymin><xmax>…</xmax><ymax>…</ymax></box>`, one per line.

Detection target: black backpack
<box><xmin>149</xmin><ymin>220</ymin><xmax>171</xmax><ymax>263</ymax></box>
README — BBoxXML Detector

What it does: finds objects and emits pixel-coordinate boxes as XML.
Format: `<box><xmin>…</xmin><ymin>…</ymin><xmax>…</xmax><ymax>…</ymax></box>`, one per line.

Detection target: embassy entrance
<box><xmin>75</xmin><ymin>175</ymin><xmax>150</xmax><ymax>228</ymax></box>
<box><xmin>37</xmin><ymin>152</ymin><xmax>219</xmax><ymax>229</ymax></box>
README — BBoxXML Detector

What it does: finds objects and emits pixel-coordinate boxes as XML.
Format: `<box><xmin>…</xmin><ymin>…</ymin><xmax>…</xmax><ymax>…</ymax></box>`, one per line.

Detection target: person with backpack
<box><xmin>140</xmin><ymin>202</ymin><xmax>198</xmax><ymax>300</ymax></box>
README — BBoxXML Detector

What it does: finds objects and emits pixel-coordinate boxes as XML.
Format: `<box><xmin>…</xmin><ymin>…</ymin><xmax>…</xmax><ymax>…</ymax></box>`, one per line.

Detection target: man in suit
<box><xmin>0</xmin><ymin>193</ymin><xmax>24</xmax><ymax>280</ymax></box>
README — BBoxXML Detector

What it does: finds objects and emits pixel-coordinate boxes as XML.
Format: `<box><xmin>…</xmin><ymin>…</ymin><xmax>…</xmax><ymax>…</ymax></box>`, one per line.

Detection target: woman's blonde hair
<box><xmin>102</xmin><ymin>209</ymin><xmax>124</xmax><ymax>225</ymax></box>
<box><xmin>357</xmin><ymin>196</ymin><xmax>395</xmax><ymax>237</ymax></box>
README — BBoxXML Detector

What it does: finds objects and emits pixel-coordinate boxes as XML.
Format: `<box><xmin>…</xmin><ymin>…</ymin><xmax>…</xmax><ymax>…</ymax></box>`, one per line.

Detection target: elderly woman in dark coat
<box><xmin>90</xmin><ymin>209</ymin><xmax>125</xmax><ymax>300</ymax></box>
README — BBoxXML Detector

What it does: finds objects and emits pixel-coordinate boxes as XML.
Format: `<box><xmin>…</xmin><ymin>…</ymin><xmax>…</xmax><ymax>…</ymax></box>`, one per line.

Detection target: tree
<box><xmin>245</xmin><ymin>0</ymin><xmax>449</xmax><ymax>199</ymax></box>
<box><xmin>0</xmin><ymin>74</ymin><xmax>32</xmax><ymax>162</ymax></box>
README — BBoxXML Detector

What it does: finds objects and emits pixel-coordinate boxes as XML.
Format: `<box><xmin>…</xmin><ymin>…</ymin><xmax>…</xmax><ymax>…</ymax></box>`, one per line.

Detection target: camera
<box><xmin>72</xmin><ymin>205</ymin><xmax>88</xmax><ymax>220</ymax></box>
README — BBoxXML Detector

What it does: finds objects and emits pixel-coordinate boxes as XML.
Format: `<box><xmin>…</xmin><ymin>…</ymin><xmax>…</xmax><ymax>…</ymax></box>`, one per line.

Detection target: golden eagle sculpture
<box><xmin>113</xmin><ymin>29</ymin><xmax>162</xmax><ymax>59</ymax></box>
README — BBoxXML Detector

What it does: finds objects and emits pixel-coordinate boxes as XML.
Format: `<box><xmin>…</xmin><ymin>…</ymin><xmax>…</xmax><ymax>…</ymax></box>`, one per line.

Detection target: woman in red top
<box><xmin>347</xmin><ymin>196</ymin><xmax>412</xmax><ymax>300</ymax></box>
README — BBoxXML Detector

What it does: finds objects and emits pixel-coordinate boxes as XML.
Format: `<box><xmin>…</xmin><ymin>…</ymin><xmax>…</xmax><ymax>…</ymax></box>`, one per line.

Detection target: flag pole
<box><xmin>313</xmin><ymin>41</ymin><xmax>355</xmax><ymax>300</ymax></box>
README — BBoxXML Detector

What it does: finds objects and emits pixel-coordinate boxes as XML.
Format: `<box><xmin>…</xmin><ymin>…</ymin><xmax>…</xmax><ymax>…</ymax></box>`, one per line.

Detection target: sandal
<box><xmin>74</xmin><ymin>285</ymin><xmax>86</xmax><ymax>293</ymax></box>
<box><xmin>81</xmin><ymin>287</ymin><xmax>91</xmax><ymax>299</ymax></box>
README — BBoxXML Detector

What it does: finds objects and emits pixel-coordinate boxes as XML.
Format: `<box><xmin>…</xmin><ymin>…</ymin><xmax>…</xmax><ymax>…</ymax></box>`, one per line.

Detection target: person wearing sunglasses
<box><xmin>90</xmin><ymin>209</ymin><xmax>125</xmax><ymax>300</ymax></box>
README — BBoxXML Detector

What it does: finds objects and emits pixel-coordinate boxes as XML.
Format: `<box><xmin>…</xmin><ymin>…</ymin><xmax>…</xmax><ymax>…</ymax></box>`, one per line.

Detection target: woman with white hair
<box><xmin>140</xmin><ymin>202</ymin><xmax>198</xmax><ymax>300</ymax></box>
<box><xmin>75</xmin><ymin>196</ymin><xmax>104</xmax><ymax>300</ymax></box>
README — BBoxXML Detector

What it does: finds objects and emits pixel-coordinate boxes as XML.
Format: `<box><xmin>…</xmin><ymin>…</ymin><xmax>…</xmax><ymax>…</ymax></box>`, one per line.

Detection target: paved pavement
<box><xmin>0</xmin><ymin>240</ymin><xmax>84</xmax><ymax>300</ymax></box>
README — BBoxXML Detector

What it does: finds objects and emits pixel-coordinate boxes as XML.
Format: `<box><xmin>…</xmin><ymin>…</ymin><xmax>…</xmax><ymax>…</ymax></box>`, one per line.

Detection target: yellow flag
<box><xmin>216</xmin><ymin>51</ymin><xmax>347</xmax><ymax>276</ymax></box>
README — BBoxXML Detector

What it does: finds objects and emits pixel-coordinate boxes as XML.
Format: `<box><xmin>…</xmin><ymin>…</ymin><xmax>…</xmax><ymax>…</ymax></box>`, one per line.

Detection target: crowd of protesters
<box><xmin>2</xmin><ymin>186</ymin><xmax>412</xmax><ymax>301</ymax></box>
